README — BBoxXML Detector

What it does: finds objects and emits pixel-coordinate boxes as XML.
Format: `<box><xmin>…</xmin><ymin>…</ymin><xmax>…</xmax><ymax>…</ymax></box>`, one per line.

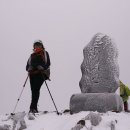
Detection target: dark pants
<box><xmin>124</xmin><ymin>101</ymin><xmax>128</xmax><ymax>111</ymax></box>
<box><xmin>29</xmin><ymin>73</ymin><xmax>44</xmax><ymax>111</ymax></box>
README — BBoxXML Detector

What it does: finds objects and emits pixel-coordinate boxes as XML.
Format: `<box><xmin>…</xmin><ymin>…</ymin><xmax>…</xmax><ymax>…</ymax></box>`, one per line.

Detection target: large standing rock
<box><xmin>70</xmin><ymin>93</ymin><xmax>123</xmax><ymax>113</ymax></box>
<box><xmin>79</xmin><ymin>33</ymin><xmax>119</xmax><ymax>93</ymax></box>
<box><xmin>70</xmin><ymin>33</ymin><xmax>123</xmax><ymax>113</ymax></box>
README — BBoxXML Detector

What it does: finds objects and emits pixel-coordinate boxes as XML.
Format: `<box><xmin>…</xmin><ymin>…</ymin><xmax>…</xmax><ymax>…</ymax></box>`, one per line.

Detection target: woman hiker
<box><xmin>26</xmin><ymin>40</ymin><xmax>50</xmax><ymax>113</ymax></box>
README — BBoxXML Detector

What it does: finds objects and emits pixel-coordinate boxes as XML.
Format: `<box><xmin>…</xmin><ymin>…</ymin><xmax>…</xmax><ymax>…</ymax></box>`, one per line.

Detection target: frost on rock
<box><xmin>71</xmin><ymin>120</ymin><xmax>85</xmax><ymax>130</ymax></box>
<box><xmin>79</xmin><ymin>33</ymin><xmax>119</xmax><ymax>93</ymax></box>
<box><xmin>71</xmin><ymin>112</ymin><xmax>102</xmax><ymax>130</ymax></box>
<box><xmin>71</xmin><ymin>124</ymin><xmax>84</xmax><ymax>130</ymax></box>
<box><xmin>0</xmin><ymin>124</ymin><xmax>10</xmax><ymax>130</ymax></box>
<box><xmin>83</xmin><ymin>112</ymin><xmax>102</xmax><ymax>126</ymax></box>
<box><xmin>70</xmin><ymin>93</ymin><xmax>123</xmax><ymax>113</ymax></box>
<box><xmin>110</xmin><ymin>120</ymin><xmax>116</xmax><ymax>130</ymax></box>
<box><xmin>4</xmin><ymin>111</ymin><xmax>27</xmax><ymax>130</ymax></box>
<box><xmin>70</xmin><ymin>33</ymin><xmax>123</xmax><ymax>113</ymax></box>
<box><xmin>11</xmin><ymin>112</ymin><xmax>27</xmax><ymax>130</ymax></box>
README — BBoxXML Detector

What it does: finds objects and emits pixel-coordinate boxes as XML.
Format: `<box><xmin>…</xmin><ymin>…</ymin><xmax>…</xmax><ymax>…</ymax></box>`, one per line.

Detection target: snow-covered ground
<box><xmin>0</xmin><ymin>111</ymin><xmax>130</xmax><ymax>130</ymax></box>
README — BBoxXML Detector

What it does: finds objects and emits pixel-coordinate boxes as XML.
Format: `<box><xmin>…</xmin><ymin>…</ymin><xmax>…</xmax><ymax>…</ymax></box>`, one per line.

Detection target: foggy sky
<box><xmin>0</xmin><ymin>0</ymin><xmax>130</xmax><ymax>114</ymax></box>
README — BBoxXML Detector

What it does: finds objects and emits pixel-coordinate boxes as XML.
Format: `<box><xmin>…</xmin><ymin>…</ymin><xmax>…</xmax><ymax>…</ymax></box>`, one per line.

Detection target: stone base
<box><xmin>70</xmin><ymin>93</ymin><xmax>123</xmax><ymax>113</ymax></box>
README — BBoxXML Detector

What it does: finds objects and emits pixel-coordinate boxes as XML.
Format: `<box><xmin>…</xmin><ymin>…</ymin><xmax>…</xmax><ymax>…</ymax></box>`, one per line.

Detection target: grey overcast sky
<box><xmin>0</xmin><ymin>0</ymin><xmax>130</xmax><ymax>114</ymax></box>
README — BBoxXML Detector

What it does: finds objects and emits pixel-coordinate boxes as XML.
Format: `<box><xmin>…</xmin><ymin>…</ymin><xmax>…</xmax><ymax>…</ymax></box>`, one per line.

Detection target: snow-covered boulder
<box><xmin>70</xmin><ymin>93</ymin><xmax>123</xmax><ymax>113</ymax></box>
<box><xmin>11</xmin><ymin>112</ymin><xmax>27</xmax><ymax>130</ymax></box>
<box><xmin>83</xmin><ymin>112</ymin><xmax>102</xmax><ymax>126</ymax></box>
<box><xmin>0</xmin><ymin>124</ymin><xmax>10</xmax><ymax>130</ymax></box>
<box><xmin>79</xmin><ymin>33</ymin><xmax>119</xmax><ymax>93</ymax></box>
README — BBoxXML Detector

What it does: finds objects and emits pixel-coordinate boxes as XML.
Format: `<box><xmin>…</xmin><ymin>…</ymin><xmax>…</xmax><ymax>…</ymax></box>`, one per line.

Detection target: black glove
<box><xmin>37</xmin><ymin>65</ymin><xmax>44</xmax><ymax>71</ymax></box>
<box><xmin>27</xmin><ymin>66</ymin><xmax>33</xmax><ymax>72</ymax></box>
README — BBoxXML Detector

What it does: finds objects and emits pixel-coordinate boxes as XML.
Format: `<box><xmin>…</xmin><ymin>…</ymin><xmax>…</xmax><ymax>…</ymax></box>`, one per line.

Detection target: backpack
<box><xmin>29</xmin><ymin>50</ymin><xmax>50</xmax><ymax>80</ymax></box>
<box><xmin>43</xmin><ymin>50</ymin><xmax>50</xmax><ymax>80</ymax></box>
<box><xmin>43</xmin><ymin>67</ymin><xmax>50</xmax><ymax>80</ymax></box>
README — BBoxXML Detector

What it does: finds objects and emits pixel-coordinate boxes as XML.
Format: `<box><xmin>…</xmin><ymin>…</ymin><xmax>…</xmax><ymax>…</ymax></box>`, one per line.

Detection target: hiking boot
<box><xmin>29</xmin><ymin>108</ymin><xmax>38</xmax><ymax>114</ymax></box>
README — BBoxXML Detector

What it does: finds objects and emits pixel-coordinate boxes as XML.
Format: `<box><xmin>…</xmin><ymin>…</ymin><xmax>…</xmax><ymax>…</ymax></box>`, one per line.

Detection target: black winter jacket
<box><xmin>26</xmin><ymin>51</ymin><xmax>50</xmax><ymax>72</ymax></box>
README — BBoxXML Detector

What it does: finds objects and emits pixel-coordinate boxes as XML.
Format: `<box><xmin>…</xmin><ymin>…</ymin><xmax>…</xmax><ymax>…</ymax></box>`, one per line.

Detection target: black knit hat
<box><xmin>33</xmin><ymin>40</ymin><xmax>44</xmax><ymax>49</ymax></box>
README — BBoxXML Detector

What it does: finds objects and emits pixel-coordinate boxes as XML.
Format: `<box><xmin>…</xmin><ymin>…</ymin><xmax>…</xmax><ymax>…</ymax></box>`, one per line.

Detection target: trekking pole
<box><xmin>11</xmin><ymin>75</ymin><xmax>29</xmax><ymax>115</ymax></box>
<box><xmin>44</xmin><ymin>80</ymin><xmax>60</xmax><ymax>115</ymax></box>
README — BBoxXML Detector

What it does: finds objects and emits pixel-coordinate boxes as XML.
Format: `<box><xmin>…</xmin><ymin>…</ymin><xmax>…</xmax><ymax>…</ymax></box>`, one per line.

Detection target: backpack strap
<box><xmin>44</xmin><ymin>50</ymin><xmax>47</xmax><ymax>65</ymax></box>
<box><xmin>28</xmin><ymin>56</ymin><xmax>32</xmax><ymax>66</ymax></box>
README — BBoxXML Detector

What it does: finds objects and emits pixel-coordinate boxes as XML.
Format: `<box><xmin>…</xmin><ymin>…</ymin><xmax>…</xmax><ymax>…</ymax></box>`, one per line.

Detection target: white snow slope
<box><xmin>0</xmin><ymin>111</ymin><xmax>130</xmax><ymax>130</ymax></box>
